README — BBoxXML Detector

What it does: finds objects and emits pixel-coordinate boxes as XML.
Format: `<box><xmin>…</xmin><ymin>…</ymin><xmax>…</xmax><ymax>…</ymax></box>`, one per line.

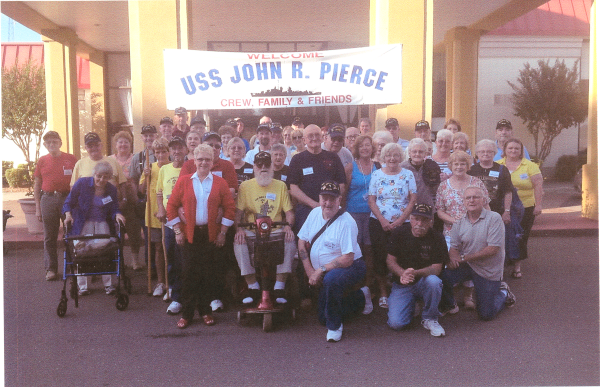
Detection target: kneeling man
<box><xmin>298</xmin><ymin>181</ymin><xmax>372</xmax><ymax>342</ymax></box>
<box><xmin>387</xmin><ymin>203</ymin><xmax>448</xmax><ymax>337</ymax></box>
<box><xmin>234</xmin><ymin>152</ymin><xmax>296</xmax><ymax>304</ymax></box>
<box><xmin>440</xmin><ymin>186</ymin><xmax>516</xmax><ymax>321</ymax></box>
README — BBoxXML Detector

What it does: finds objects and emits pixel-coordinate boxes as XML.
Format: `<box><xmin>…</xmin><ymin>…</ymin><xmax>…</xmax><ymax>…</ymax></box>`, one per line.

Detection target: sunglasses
<box><xmin>255</xmin><ymin>161</ymin><xmax>271</xmax><ymax>168</ymax></box>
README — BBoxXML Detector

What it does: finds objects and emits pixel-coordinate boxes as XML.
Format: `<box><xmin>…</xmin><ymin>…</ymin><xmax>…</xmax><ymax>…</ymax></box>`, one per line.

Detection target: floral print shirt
<box><xmin>369</xmin><ymin>168</ymin><xmax>417</xmax><ymax>223</ymax></box>
<box><xmin>436</xmin><ymin>176</ymin><xmax>490</xmax><ymax>236</ymax></box>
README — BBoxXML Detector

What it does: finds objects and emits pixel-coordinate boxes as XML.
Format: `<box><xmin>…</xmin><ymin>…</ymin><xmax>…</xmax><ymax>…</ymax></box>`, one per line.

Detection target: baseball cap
<box><xmin>84</xmin><ymin>132</ymin><xmax>101</xmax><ymax>145</ymax></box>
<box><xmin>385</xmin><ymin>118</ymin><xmax>399</xmax><ymax>128</ymax></box>
<box><xmin>168</xmin><ymin>136</ymin><xmax>186</xmax><ymax>147</ymax></box>
<box><xmin>411</xmin><ymin>203</ymin><xmax>433</xmax><ymax>219</ymax></box>
<box><xmin>270</xmin><ymin>122</ymin><xmax>282</xmax><ymax>133</ymax></box>
<box><xmin>319</xmin><ymin>181</ymin><xmax>341</xmax><ymax>197</ymax></box>
<box><xmin>328</xmin><ymin>124</ymin><xmax>345</xmax><ymax>139</ymax></box>
<box><xmin>415</xmin><ymin>120</ymin><xmax>430</xmax><ymax>131</ymax></box>
<box><xmin>496</xmin><ymin>119</ymin><xmax>512</xmax><ymax>130</ymax></box>
<box><xmin>141</xmin><ymin>124</ymin><xmax>157</xmax><ymax>134</ymax></box>
<box><xmin>160</xmin><ymin>117</ymin><xmax>174</xmax><ymax>125</ymax></box>
<box><xmin>190</xmin><ymin>116</ymin><xmax>206</xmax><ymax>126</ymax></box>
<box><xmin>254</xmin><ymin>151</ymin><xmax>272</xmax><ymax>166</ymax></box>
<box><xmin>256</xmin><ymin>124</ymin><xmax>272</xmax><ymax>133</ymax></box>
<box><xmin>202</xmin><ymin>132</ymin><xmax>221</xmax><ymax>143</ymax></box>
<box><xmin>43</xmin><ymin>131</ymin><xmax>61</xmax><ymax>142</ymax></box>
<box><xmin>174</xmin><ymin>107</ymin><xmax>188</xmax><ymax>115</ymax></box>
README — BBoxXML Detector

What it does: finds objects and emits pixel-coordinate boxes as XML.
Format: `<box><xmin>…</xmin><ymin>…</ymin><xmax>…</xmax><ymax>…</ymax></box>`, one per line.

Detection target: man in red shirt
<box><xmin>34</xmin><ymin>131</ymin><xmax>78</xmax><ymax>281</ymax></box>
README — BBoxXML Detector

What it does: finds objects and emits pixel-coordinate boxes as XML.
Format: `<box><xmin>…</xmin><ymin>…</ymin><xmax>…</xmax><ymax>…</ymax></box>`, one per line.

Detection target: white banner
<box><xmin>163</xmin><ymin>45</ymin><xmax>402</xmax><ymax>110</ymax></box>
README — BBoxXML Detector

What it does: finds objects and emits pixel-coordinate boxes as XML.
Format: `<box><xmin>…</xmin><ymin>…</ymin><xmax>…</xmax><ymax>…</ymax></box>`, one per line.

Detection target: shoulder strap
<box><xmin>310</xmin><ymin>208</ymin><xmax>345</xmax><ymax>247</ymax></box>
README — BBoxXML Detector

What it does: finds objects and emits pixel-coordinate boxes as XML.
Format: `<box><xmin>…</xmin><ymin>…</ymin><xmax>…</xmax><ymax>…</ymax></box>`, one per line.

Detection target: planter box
<box><xmin>18</xmin><ymin>198</ymin><xmax>44</xmax><ymax>235</ymax></box>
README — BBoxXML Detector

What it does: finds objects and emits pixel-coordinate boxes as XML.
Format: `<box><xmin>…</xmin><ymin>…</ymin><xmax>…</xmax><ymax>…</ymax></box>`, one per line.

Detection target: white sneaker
<box><xmin>78</xmin><ymin>289</ymin><xmax>90</xmax><ymax>296</ymax></box>
<box><xmin>326</xmin><ymin>324</ymin><xmax>343</xmax><ymax>342</ymax></box>
<box><xmin>105</xmin><ymin>286</ymin><xmax>116</xmax><ymax>295</ymax></box>
<box><xmin>163</xmin><ymin>288</ymin><xmax>172</xmax><ymax>302</ymax></box>
<box><xmin>166</xmin><ymin>301</ymin><xmax>182</xmax><ymax>315</ymax></box>
<box><xmin>464</xmin><ymin>295</ymin><xmax>476</xmax><ymax>310</ymax></box>
<box><xmin>153</xmin><ymin>283</ymin><xmax>165</xmax><ymax>297</ymax></box>
<box><xmin>45</xmin><ymin>270</ymin><xmax>57</xmax><ymax>281</ymax></box>
<box><xmin>210</xmin><ymin>299</ymin><xmax>224</xmax><ymax>312</ymax></box>
<box><xmin>422</xmin><ymin>319</ymin><xmax>445</xmax><ymax>337</ymax></box>
<box><xmin>361</xmin><ymin>286</ymin><xmax>373</xmax><ymax>315</ymax></box>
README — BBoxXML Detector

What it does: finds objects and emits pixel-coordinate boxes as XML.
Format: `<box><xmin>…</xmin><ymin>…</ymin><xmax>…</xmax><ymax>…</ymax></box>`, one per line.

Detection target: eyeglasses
<box><xmin>464</xmin><ymin>195</ymin><xmax>482</xmax><ymax>201</ymax></box>
<box><xmin>255</xmin><ymin>161</ymin><xmax>271</xmax><ymax>168</ymax></box>
<box><xmin>346</xmin><ymin>135</ymin><xmax>358</xmax><ymax>141</ymax></box>
<box><xmin>195</xmin><ymin>157</ymin><xmax>212</xmax><ymax>163</ymax></box>
<box><xmin>206</xmin><ymin>143</ymin><xmax>221</xmax><ymax>150</ymax></box>
<box><xmin>292</xmin><ymin>136</ymin><xmax>303</xmax><ymax>140</ymax></box>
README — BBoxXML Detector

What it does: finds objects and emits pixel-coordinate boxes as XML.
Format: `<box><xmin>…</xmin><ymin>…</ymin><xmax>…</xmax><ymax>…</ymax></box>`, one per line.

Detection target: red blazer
<box><xmin>166</xmin><ymin>173</ymin><xmax>235</xmax><ymax>244</ymax></box>
<box><xmin>181</xmin><ymin>158</ymin><xmax>239</xmax><ymax>191</ymax></box>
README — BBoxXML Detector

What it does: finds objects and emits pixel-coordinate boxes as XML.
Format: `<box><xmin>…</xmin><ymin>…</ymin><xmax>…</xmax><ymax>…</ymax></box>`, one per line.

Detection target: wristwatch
<box><xmin>320</xmin><ymin>265</ymin><xmax>327</xmax><ymax>273</ymax></box>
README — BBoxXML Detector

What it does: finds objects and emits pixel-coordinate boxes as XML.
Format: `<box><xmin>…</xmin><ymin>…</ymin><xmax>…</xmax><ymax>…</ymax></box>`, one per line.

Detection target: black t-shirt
<box><xmin>235</xmin><ymin>162</ymin><xmax>255</xmax><ymax>187</ymax></box>
<box><xmin>387</xmin><ymin>223</ymin><xmax>448</xmax><ymax>284</ymax></box>
<box><xmin>273</xmin><ymin>165</ymin><xmax>290</xmax><ymax>189</ymax></box>
<box><xmin>468</xmin><ymin>162</ymin><xmax>513</xmax><ymax>214</ymax></box>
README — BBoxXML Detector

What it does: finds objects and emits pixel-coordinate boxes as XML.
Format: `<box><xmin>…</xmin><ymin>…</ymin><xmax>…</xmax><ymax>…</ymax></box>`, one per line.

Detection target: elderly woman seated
<box><xmin>63</xmin><ymin>161</ymin><xmax>125</xmax><ymax>296</ymax></box>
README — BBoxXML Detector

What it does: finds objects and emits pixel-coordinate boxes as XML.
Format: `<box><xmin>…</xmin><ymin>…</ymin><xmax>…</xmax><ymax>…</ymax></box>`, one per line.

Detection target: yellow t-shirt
<box><xmin>139</xmin><ymin>162</ymin><xmax>164</xmax><ymax>229</ymax></box>
<box><xmin>498</xmin><ymin>158</ymin><xmax>541</xmax><ymax>208</ymax></box>
<box><xmin>157</xmin><ymin>163</ymin><xmax>182</xmax><ymax>208</ymax></box>
<box><xmin>236</xmin><ymin>178</ymin><xmax>293</xmax><ymax>224</ymax></box>
<box><xmin>70</xmin><ymin>156</ymin><xmax>127</xmax><ymax>187</ymax></box>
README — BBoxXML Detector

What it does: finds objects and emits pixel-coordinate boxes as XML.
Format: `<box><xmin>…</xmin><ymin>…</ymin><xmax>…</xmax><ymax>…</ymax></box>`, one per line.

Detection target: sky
<box><xmin>1</xmin><ymin>15</ymin><xmax>41</xmax><ymax>42</ymax></box>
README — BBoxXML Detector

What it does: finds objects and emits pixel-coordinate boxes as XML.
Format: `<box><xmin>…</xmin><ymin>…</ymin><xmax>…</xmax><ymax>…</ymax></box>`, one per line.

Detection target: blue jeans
<box><xmin>317</xmin><ymin>258</ymin><xmax>366</xmax><ymax>331</ymax></box>
<box><xmin>440</xmin><ymin>263</ymin><xmax>507</xmax><ymax>321</ymax></box>
<box><xmin>164</xmin><ymin>226</ymin><xmax>182</xmax><ymax>302</ymax></box>
<box><xmin>387</xmin><ymin>275</ymin><xmax>442</xmax><ymax>330</ymax></box>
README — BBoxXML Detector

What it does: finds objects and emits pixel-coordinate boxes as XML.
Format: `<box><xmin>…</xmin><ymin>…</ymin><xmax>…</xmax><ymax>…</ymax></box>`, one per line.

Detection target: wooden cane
<box><xmin>161</xmin><ymin>222</ymin><xmax>169</xmax><ymax>291</ymax></box>
<box><xmin>145</xmin><ymin>151</ymin><xmax>152</xmax><ymax>295</ymax></box>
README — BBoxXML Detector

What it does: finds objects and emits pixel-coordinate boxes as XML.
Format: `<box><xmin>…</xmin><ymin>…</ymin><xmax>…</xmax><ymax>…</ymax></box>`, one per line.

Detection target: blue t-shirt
<box><xmin>347</xmin><ymin>160</ymin><xmax>378</xmax><ymax>214</ymax></box>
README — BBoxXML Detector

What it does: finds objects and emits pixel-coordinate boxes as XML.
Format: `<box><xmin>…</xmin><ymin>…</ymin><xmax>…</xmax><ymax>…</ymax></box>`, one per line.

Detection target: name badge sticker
<box><xmin>489</xmin><ymin>171</ymin><xmax>499</xmax><ymax>178</ymax></box>
<box><xmin>101</xmin><ymin>196</ymin><xmax>113</xmax><ymax>205</ymax></box>
<box><xmin>266</xmin><ymin>193</ymin><xmax>276</xmax><ymax>201</ymax></box>
<box><xmin>303</xmin><ymin>167</ymin><xmax>314</xmax><ymax>175</ymax></box>
<box><xmin>520</xmin><ymin>173</ymin><xmax>528</xmax><ymax>180</ymax></box>
<box><xmin>213</xmin><ymin>171</ymin><xmax>223</xmax><ymax>177</ymax></box>
<box><xmin>63</xmin><ymin>168</ymin><xmax>73</xmax><ymax>176</ymax></box>
<box><xmin>281</xmin><ymin>175</ymin><xmax>287</xmax><ymax>181</ymax></box>
<box><xmin>243</xmin><ymin>168</ymin><xmax>253</xmax><ymax>174</ymax></box>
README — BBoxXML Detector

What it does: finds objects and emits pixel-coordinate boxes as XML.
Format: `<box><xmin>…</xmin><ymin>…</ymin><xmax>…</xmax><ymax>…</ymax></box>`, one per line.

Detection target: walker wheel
<box><xmin>262</xmin><ymin>313</ymin><xmax>273</xmax><ymax>332</ymax></box>
<box><xmin>57</xmin><ymin>300</ymin><xmax>67</xmax><ymax>317</ymax></box>
<box><xmin>116</xmin><ymin>294</ymin><xmax>129</xmax><ymax>311</ymax></box>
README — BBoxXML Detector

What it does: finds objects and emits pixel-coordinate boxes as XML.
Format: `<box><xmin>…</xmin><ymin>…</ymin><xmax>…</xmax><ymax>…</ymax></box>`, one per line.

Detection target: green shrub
<box><xmin>4</xmin><ymin>168</ymin><xmax>30</xmax><ymax>188</ymax></box>
<box><xmin>555</xmin><ymin>151</ymin><xmax>587</xmax><ymax>181</ymax></box>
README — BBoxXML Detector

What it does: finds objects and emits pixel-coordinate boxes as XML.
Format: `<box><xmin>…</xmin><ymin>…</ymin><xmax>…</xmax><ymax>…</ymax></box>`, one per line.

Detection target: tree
<box><xmin>2</xmin><ymin>59</ymin><xmax>47</xmax><ymax>183</ymax></box>
<box><xmin>508</xmin><ymin>59</ymin><xmax>588</xmax><ymax>163</ymax></box>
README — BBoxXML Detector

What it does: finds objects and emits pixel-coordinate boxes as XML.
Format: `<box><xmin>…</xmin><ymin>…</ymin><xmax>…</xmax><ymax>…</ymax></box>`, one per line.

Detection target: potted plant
<box><xmin>2</xmin><ymin>58</ymin><xmax>47</xmax><ymax>234</ymax></box>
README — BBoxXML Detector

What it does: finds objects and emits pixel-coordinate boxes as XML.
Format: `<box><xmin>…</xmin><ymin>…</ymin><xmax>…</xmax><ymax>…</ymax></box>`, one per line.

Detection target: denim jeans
<box><xmin>317</xmin><ymin>258</ymin><xmax>366</xmax><ymax>331</ymax></box>
<box><xmin>40</xmin><ymin>194</ymin><xmax>66</xmax><ymax>272</ymax></box>
<box><xmin>440</xmin><ymin>263</ymin><xmax>507</xmax><ymax>321</ymax></box>
<box><xmin>387</xmin><ymin>275</ymin><xmax>442</xmax><ymax>330</ymax></box>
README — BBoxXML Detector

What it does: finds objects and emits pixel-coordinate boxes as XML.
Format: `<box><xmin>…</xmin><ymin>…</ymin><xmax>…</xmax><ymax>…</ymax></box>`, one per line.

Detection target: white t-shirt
<box><xmin>297</xmin><ymin>207</ymin><xmax>362</xmax><ymax>269</ymax></box>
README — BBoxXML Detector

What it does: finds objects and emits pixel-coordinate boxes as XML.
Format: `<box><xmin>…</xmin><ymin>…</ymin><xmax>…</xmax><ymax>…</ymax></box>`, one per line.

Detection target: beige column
<box><xmin>88</xmin><ymin>51</ymin><xmax>108</xmax><ymax>141</ymax></box>
<box><xmin>41</xmin><ymin>28</ymin><xmax>80</xmax><ymax>157</ymax></box>
<box><xmin>370</xmin><ymin>0</ymin><xmax>433</xmax><ymax>137</ymax></box>
<box><xmin>581</xmin><ymin>1</ymin><xmax>598</xmax><ymax>220</ymax></box>
<box><xmin>444</xmin><ymin>27</ymin><xmax>481</xmax><ymax>140</ymax></box>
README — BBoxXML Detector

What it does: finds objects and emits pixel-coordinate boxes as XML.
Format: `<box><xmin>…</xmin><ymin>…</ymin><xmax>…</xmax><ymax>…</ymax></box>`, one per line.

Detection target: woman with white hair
<box><xmin>368</xmin><ymin>142</ymin><xmax>417</xmax><ymax>309</ymax></box>
<box><xmin>400</xmin><ymin>138</ymin><xmax>441</xmax><ymax>208</ymax></box>
<box><xmin>432</xmin><ymin>129</ymin><xmax>453</xmax><ymax>181</ymax></box>
<box><xmin>372</xmin><ymin>130</ymin><xmax>394</xmax><ymax>165</ymax></box>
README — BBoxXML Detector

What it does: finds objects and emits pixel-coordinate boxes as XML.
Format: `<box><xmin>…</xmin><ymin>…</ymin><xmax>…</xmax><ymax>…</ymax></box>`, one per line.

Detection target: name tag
<box><xmin>243</xmin><ymin>168</ymin><xmax>253</xmax><ymax>174</ymax></box>
<box><xmin>489</xmin><ymin>171</ymin><xmax>499</xmax><ymax>178</ymax></box>
<box><xmin>213</xmin><ymin>171</ymin><xmax>223</xmax><ymax>177</ymax></box>
<box><xmin>266</xmin><ymin>193</ymin><xmax>276</xmax><ymax>201</ymax></box>
<box><xmin>281</xmin><ymin>175</ymin><xmax>287</xmax><ymax>181</ymax></box>
<box><xmin>520</xmin><ymin>173</ymin><xmax>528</xmax><ymax>180</ymax></box>
<box><xmin>63</xmin><ymin>169</ymin><xmax>72</xmax><ymax>176</ymax></box>
<box><xmin>303</xmin><ymin>167</ymin><xmax>314</xmax><ymax>175</ymax></box>
<box><xmin>101</xmin><ymin>196</ymin><xmax>113</xmax><ymax>205</ymax></box>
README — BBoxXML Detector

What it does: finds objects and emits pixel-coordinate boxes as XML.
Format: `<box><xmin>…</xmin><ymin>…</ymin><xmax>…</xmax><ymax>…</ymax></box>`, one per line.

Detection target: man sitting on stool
<box><xmin>386</xmin><ymin>203</ymin><xmax>448</xmax><ymax>337</ymax></box>
<box><xmin>234</xmin><ymin>152</ymin><xmax>296</xmax><ymax>304</ymax></box>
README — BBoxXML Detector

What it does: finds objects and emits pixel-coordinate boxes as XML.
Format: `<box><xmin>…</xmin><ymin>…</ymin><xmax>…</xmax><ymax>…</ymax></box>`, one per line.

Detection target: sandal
<box><xmin>511</xmin><ymin>270</ymin><xmax>522</xmax><ymax>279</ymax></box>
<box><xmin>379</xmin><ymin>296</ymin><xmax>389</xmax><ymax>309</ymax></box>
<box><xmin>202</xmin><ymin>314</ymin><xmax>215</xmax><ymax>326</ymax></box>
<box><xmin>177</xmin><ymin>318</ymin><xmax>191</xmax><ymax>329</ymax></box>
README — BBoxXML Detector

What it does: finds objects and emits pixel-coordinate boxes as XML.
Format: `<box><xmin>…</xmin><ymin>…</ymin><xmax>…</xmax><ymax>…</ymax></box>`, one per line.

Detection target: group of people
<box><xmin>34</xmin><ymin>108</ymin><xmax>543</xmax><ymax>342</ymax></box>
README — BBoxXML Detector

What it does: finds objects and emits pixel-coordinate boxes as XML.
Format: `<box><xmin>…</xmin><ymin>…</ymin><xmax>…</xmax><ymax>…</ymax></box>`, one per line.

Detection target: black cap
<box><xmin>319</xmin><ymin>181</ymin><xmax>341</xmax><ymax>197</ymax></box>
<box><xmin>496</xmin><ymin>119</ymin><xmax>512</xmax><ymax>130</ymax></box>
<box><xmin>160</xmin><ymin>117</ymin><xmax>174</xmax><ymax>125</ymax></box>
<box><xmin>141</xmin><ymin>124</ymin><xmax>157</xmax><ymax>134</ymax></box>
<box><xmin>415</xmin><ymin>120</ymin><xmax>430</xmax><ymax>131</ymax></box>
<box><xmin>174</xmin><ymin>107</ymin><xmax>188</xmax><ymax>115</ymax></box>
<box><xmin>43</xmin><ymin>131</ymin><xmax>61</xmax><ymax>141</ymax></box>
<box><xmin>190</xmin><ymin>116</ymin><xmax>206</xmax><ymax>126</ymax></box>
<box><xmin>385</xmin><ymin>118</ymin><xmax>399</xmax><ymax>128</ymax></box>
<box><xmin>168</xmin><ymin>136</ymin><xmax>186</xmax><ymax>147</ymax></box>
<box><xmin>411</xmin><ymin>203</ymin><xmax>433</xmax><ymax>219</ymax></box>
<box><xmin>292</xmin><ymin>116</ymin><xmax>303</xmax><ymax>124</ymax></box>
<box><xmin>225</xmin><ymin>118</ymin><xmax>237</xmax><ymax>126</ymax></box>
<box><xmin>270</xmin><ymin>122</ymin><xmax>282</xmax><ymax>133</ymax></box>
<box><xmin>256</xmin><ymin>124</ymin><xmax>272</xmax><ymax>133</ymax></box>
<box><xmin>84</xmin><ymin>132</ymin><xmax>101</xmax><ymax>145</ymax></box>
<box><xmin>328</xmin><ymin>124</ymin><xmax>345</xmax><ymax>139</ymax></box>
<box><xmin>202</xmin><ymin>132</ymin><xmax>221</xmax><ymax>143</ymax></box>
<box><xmin>254</xmin><ymin>151</ymin><xmax>272</xmax><ymax>166</ymax></box>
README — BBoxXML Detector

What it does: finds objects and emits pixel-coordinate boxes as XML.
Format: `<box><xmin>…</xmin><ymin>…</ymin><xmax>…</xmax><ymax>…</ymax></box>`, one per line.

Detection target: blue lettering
<box><xmin>338</xmin><ymin>64</ymin><xmax>349</xmax><ymax>82</ymax></box>
<box><xmin>363</xmin><ymin>69</ymin><xmax>376</xmax><ymax>87</ymax></box>
<box><xmin>256</xmin><ymin>62</ymin><xmax>268</xmax><ymax>80</ymax></box>
<box><xmin>292</xmin><ymin>61</ymin><xmax>303</xmax><ymax>78</ymax></box>
<box><xmin>242</xmin><ymin>64</ymin><xmax>254</xmax><ymax>81</ymax></box>
<box><xmin>375</xmin><ymin>71</ymin><xmax>388</xmax><ymax>91</ymax></box>
<box><xmin>332</xmin><ymin>63</ymin><xmax>339</xmax><ymax>81</ymax></box>
<box><xmin>195</xmin><ymin>72</ymin><xmax>209</xmax><ymax>91</ymax></box>
<box><xmin>269</xmin><ymin>62</ymin><xmax>282</xmax><ymax>79</ymax></box>
<box><xmin>230</xmin><ymin>65</ymin><xmax>241</xmax><ymax>83</ymax></box>
<box><xmin>349</xmin><ymin>66</ymin><xmax>363</xmax><ymax>84</ymax></box>
<box><xmin>319</xmin><ymin>62</ymin><xmax>331</xmax><ymax>80</ymax></box>
<box><xmin>180</xmin><ymin>76</ymin><xmax>196</xmax><ymax>95</ymax></box>
<box><xmin>209</xmin><ymin>69</ymin><xmax>222</xmax><ymax>88</ymax></box>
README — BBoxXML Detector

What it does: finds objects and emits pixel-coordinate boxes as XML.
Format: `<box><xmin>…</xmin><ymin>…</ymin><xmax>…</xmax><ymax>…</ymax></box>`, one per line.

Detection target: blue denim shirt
<box><xmin>62</xmin><ymin>176</ymin><xmax>120</xmax><ymax>236</ymax></box>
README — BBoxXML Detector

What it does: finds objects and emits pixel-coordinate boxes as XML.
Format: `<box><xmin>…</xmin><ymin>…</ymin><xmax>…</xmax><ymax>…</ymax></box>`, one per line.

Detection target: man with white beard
<box><xmin>233</xmin><ymin>152</ymin><xmax>297</xmax><ymax>304</ymax></box>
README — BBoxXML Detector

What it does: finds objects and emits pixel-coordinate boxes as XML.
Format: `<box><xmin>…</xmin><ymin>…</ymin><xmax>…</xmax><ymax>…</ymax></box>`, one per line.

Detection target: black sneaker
<box><xmin>500</xmin><ymin>281</ymin><xmax>516</xmax><ymax>307</ymax></box>
<box><xmin>439</xmin><ymin>303</ymin><xmax>459</xmax><ymax>317</ymax></box>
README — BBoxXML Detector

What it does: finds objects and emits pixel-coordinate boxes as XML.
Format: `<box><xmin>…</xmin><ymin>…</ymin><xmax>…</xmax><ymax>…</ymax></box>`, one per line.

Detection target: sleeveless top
<box><xmin>347</xmin><ymin>160</ymin><xmax>378</xmax><ymax>213</ymax></box>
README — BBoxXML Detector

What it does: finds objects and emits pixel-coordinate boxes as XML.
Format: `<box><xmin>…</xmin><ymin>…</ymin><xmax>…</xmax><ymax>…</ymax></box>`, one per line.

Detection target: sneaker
<box><xmin>78</xmin><ymin>289</ymin><xmax>90</xmax><ymax>296</ymax></box>
<box><xmin>210</xmin><ymin>299</ymin><xmax>224</xmax><ymax>312</ymax></box>
<box><xmin>166</xmin><ymin>301</ymin><xmax>182</xmax><ymax>315</ymax></box>
<box><xmin>273</xmin><ymin>289</ymin><xmax>287</xmax><ymax>304</ymax></box>
<box><xmin>326</xmin><ymin>324</ymin><xmax>343</xmax><ymax>342</ymax></box>
<box><xmin>379</xmin><ymin>296</ymin><xmax>389</xmax><ymax>309</ymax></box>
<box><xmin>439</xmin><ymin>303</ymin><xmax>460</xmax><ymax>317</ymax></box>
<box><xmin>153</xmin><ymin>283</ymin><xmax>165</xmax><ymax>297</ymax></box>
<box><xmin>500</xmin><ymin>281</ymin><xmax>516</xmax><ymax>307</ymax></box>
<box><xmin>422</xmin><ymin>319</ymin><xmax>445</xmax><ymax>337</ymax></box>
<box><xmin>105</xmin><ymin>286</ymin><xmax>116</xmax><ymax>295</ymax></box>
<box><xmin>464</xmin><ymin>295</ymin><xmax>475</xmax><ymax>310</ymax></box>
<box><xmin>361</xmin><ymin>286</ymin><xmax>373</xmax><ymax>315</ymax></box>
<box><xmin>163</xmin><ymin>288</ymin><xmax>172</xmax><ymax>302</ymax></box>
<box><xmin>45</xmin><ymin>270</ymin><xmax>57</xmax><ymax>281</ymax></box>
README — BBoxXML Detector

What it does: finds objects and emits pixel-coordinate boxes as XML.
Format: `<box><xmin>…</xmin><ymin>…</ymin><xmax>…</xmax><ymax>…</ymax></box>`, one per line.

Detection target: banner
<box><xmin>163</xmin><ymin>45</ymin><xmax>402</xmax><ymax>110</ymax></box>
